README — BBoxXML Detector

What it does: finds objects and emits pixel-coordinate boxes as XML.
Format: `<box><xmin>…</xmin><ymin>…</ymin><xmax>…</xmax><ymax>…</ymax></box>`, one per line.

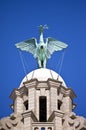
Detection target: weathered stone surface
<box><xmin>63</xmin><ymin>112</ymin><xmax>86</xmax><ymax>130</ymax></box>
<box><xmin>0</xmin><ymin>113</ymin><xmax>23</xmax><ymax>130</ymax></box>
<box><xmin>1</xmin><ymin>69</ymin><xmax>86</xmax><ymax>130</ymax></box>
<box><xmin>1</xmin><ymin>111</ymin><xmax>86</xmax><ymax>130</ymax></box>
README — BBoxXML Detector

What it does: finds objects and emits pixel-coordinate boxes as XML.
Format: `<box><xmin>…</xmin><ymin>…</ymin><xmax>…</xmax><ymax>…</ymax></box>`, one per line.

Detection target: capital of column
<box><xmin>10</xmin><ymin>89</ymin><xmax>21</xmax><ymax>100</ymax></box>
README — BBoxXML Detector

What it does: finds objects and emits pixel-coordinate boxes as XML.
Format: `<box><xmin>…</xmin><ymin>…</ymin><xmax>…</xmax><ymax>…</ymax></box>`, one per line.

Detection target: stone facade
<box><xmin>0</xmin><ymin>69</ymin><xmax>86</xmax><ymax>130</ymax></box>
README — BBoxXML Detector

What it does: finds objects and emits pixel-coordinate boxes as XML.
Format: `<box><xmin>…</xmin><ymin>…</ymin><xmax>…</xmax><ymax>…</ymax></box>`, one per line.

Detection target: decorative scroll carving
<box><xmin>63</xmin><ymin>112</ymin><xmax>86</xmax><ymax>130</ymax></box>
<box><xmin>0</xmin><ymin>113</ymin><xmax>23</xmax><ymax>130</ymax></box>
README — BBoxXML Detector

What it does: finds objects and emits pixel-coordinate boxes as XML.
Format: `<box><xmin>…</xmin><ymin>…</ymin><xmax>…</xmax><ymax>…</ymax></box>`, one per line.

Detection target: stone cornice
<box><xmin>18</xmin><ymin>86</ymin><xmax>28</xmax><ymax>96</ymax></box>
<box><xmin>22</xmin><ymin>110</ymin><xmax>38</xmax><ymax>122</ymax></box>
<box><xmin>32</xmin><ymin>122</ymin><xmax>54</xmax><ymax>127</ymax></box>
<box><xmin>10</xmin><ymin>78</ymin><xmax>73</xmax><ymax>100</ymax></box>
<box><xmin>48</xmin><ymin>110</ymin><xmax>64</xmax><ymax>121</ymax></box>
<box><xmin>21</xmin><ymin>78</ymin><xmax>64</xmax><ymax>90</ymax></box>
<box><xmin>10</xmin><ymin>78</ymin><xmax>76</xmax><ymax>102</ymax></box>
<box><xmin>10</xmin><ymin>86</ymin><xmax>28</xmax><ymax>100</ymax></box>
<box><xmin>23</xmin><ymin>78</ymin><xmax>61</xmax><ymax>90</ymax></box>
<box><xmin>23</xmin><ymin>78</ymin><xmax>38</xmax><ymax>88</ymax></box>
<box><xmin>48</xmin><ymin>78</ymin><xmax>62</xmax><ymax>88</ymax></box>
<box><xmin>10</xmin><ymin>89</ymin><xmax>21</xmax><ymax>100</ymax></box>
<box><xmin>60</xmin><ymin>86</ymin><xmax>76</xmax><ymax>99</ymax></box>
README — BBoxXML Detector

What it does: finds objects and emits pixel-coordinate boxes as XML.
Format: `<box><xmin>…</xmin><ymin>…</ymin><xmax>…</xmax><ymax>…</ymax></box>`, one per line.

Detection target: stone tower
<box><xmin>0</xmin><ymin>26</ymin><xmax>86</xmax><ymax>130</ymax></box>
<box><xmin>0</xmin><ymin>68</ymin><xmax>86</xmax><ymax>130</ymax></box>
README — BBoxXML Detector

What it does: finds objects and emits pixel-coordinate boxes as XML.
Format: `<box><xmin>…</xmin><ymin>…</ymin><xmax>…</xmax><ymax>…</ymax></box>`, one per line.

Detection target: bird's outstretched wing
<box><xmin>15</xmin><ymin>38</ymin><xmax>37</xmax><ymax>55</ymax></box>
<box><xmin>46</xmin><ymin>37</ymin><xmax>68</xmax><ymax>58</ymax></box>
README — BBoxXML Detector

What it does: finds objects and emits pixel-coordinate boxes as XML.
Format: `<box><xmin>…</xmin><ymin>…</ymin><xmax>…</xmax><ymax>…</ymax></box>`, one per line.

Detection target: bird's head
<box><xmin>39</xmin><ymin>25</ymin><xmax>48</xmax><ymax>33</ymax></box>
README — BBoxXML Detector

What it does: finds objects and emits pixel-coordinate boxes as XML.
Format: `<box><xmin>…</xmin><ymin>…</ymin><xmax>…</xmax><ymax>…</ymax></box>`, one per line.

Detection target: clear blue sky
<box><xmin>0</xmin><ymin>0</ymin><xmax>86</xmax><ymax>118</ymax></box>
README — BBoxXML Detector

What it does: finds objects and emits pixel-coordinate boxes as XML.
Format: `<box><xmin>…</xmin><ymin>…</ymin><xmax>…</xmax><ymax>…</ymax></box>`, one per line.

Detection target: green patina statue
<box><xmin>15</xmin><ymin>25</ymin><xmax>68</xmax><ymax>68</ymax></box>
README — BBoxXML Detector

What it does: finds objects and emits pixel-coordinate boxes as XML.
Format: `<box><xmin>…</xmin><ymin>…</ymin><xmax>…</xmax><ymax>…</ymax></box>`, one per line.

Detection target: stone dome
<box><xmin>19</xmin><ymin>68</ymin><xmax>67</xmax><ymax>88</ymax></box>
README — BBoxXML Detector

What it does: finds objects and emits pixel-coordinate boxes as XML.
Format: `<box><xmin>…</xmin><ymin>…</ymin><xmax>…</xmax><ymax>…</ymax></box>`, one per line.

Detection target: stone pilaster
<box><xmin>46</xmin><ymin>89</ymin><xmax>50</xmax><ymax>120</ymax></box>
<box><xmin>28</xmin><ymin>87</ymin><xmax>36</xmax><ymax>112</ymax></box>
<box><xmin>23</xmin><ymin>111</ymin><xmax>32</xmax><ymax>130</ymax></box>
<box><xmin>48</xmin><ymin>110</ymin><xmax>64</xmax><ymax>130</ymax></box>
<box><xmin>48</xmin><ymin>80</ymin><xmax>60</xmax><ymax>113</ymax></box>
<box><xmin>24</xmin><ymin>79</ymin><xmax>37</xmax><ymax>113</ymax></box>
<box><xmin>22</xmin><ymin>111</ymin><xmax>38</xmax><ymax>130</ymax></box>
<box><xmin>50</xmin><ymin>87</ymin><xmax>57</xmax><ymax>112</ymax></box>
<box><xmin>60</xmin><ymin>87</ymin><xmax>76</xmax><ymax>113</ymax></box>
<box><xmin>10</xmin><ymin>89</ymin><xmax>24</xmax><ymax>114</ymax></box>
<box><xmin>62</xmin><ymin>96</ymin><xmax>72</xmax><ymax>113</ymax></box>
<box><xmin>54</xmin><ymin>111</ymin><xmax>64</xmax><ymax>130</ymax></box>
<box><xmin>36</xmin><ymin>90</ymin><xmax>40</xmax><ymax>120</ymax></box>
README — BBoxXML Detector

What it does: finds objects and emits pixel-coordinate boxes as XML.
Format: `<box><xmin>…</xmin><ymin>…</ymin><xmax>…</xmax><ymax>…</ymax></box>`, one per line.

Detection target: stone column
<box><xmin>28</xmin><ymin>87</ymin><xmax>36</xmax><ymax>112</ymax></box>
<box><xmin>62</xmin><ymin>96</ymin><xmax>72</xmax><ymax>113</ymax></box>
<box><xmin>36</xmin><ymin>90</ymin><xmax>40</xmax><ymax>120</ymax></box>
<box><xmin>46</xmin><ymin>89</ymin><xmax>50</xmax><ymax>120</ymax></box>
<box><xmin>23</xmin><ymin>111</ymin><xmax>32</xmax><ymax>130</ymax></box>
<box><xmin>14</xmin><ymin>90</ymin><xmax>23</xmax><ymax>114</ymax></box>
<box><xmin>48</xmin><ymin>80</ymin><xmax>61</xmax><ymax>113</ymax></box>
<box><xmin>24</xmin><ymin>80</ymin><xmax>37</xmax><ymax>113</ymax></box>
<box><xmin>54</xmin><ymin>111</ymin><xmax>64</xmax><ymax>130</ymax></box>
<box><xmin>60</xmin><ymin>87</ymin><xmax>76</xmax><ymax>114</ymax></box>
<box><xmin>50</xmin><ymin>87</ymin><xmax>57</xmax><ymax>112</ymax></box>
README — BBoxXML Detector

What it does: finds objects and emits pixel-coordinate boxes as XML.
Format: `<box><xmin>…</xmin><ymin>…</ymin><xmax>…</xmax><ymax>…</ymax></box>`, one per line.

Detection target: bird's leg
<box><xmin>38</xmin><ymin>59</ymin><xmax>42</xmax><ymax>68</ymax></box>
<box><xmin>43</xmin><ymin>58</ymin><xmax>46</xmax><ymax>68</ymax></box>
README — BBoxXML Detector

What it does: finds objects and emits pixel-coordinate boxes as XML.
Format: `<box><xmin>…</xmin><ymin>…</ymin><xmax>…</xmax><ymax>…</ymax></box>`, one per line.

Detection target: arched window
<box><xmin>34</xmin><ymin>127</ymin><xmax>39</xmax><ymax>130</ymax></box>
<box><xmin>48</xmin><ymin>127</ymin><xmax>52</xmax><ymax>130</ymax></box>
<box><xmin>41</xmin><ymin>127</ymin><xmax>45</xmax><ymax>130</ymax></box>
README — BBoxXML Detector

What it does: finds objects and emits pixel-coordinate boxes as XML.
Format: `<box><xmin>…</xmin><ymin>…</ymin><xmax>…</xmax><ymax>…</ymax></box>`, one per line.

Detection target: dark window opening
<box><xmin>39</xmin><ymin>96</ymin><xmax>47</xmax><ymax>122</ymax></box>
<box><xmin>41</xmin><ymin>127</ymin><xmax>45</xmax><ymax>130</ymax></box>
<box><xmin>58</xmin><ymin>100</ymin><xmax>62</xmax><ymax>110</ymax></box>
<box><xmin>24</xmin><ymin>100</ymin><xmax>28</xmax><ymax>110</ymax></box>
